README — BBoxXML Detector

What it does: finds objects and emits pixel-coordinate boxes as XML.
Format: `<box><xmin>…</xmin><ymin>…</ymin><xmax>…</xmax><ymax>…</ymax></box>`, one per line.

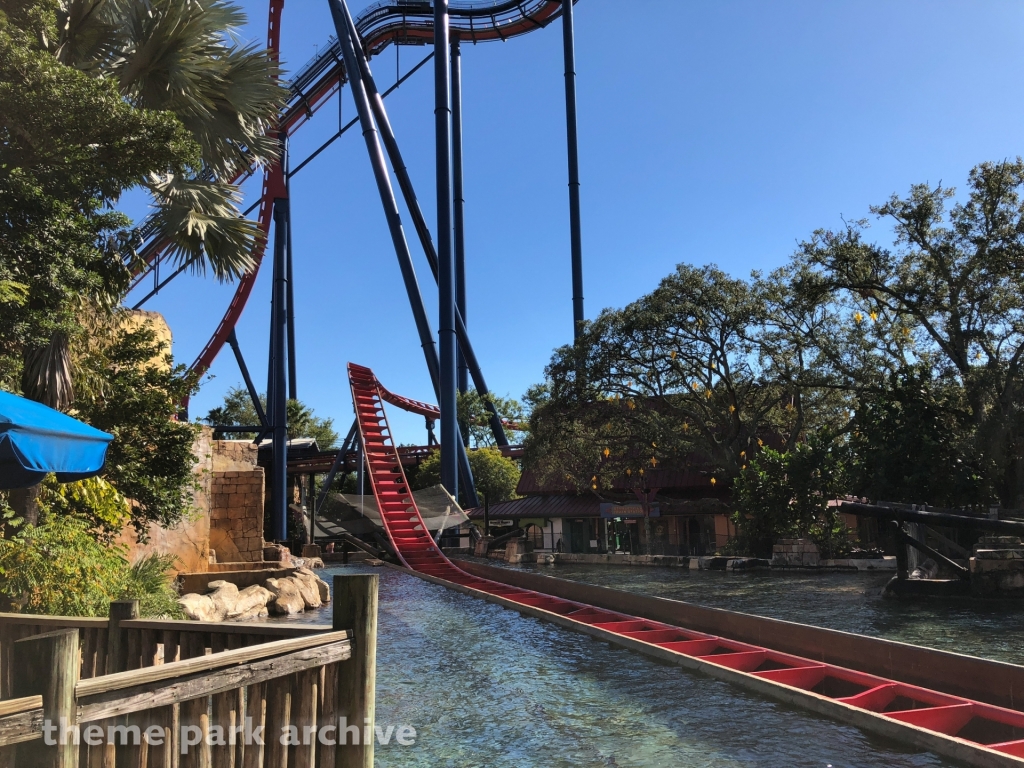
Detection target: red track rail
<box><xmin>349</xmin><ymin>361</ymin><xmax>1024</xmax><ymax>765</ymax></box>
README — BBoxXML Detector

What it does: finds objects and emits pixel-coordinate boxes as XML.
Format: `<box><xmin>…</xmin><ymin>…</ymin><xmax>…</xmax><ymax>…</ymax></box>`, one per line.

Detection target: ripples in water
<box><xmin>292</xmin><ymin>566</ymin><xmax>960</xmax><ymax>767</ymax></box>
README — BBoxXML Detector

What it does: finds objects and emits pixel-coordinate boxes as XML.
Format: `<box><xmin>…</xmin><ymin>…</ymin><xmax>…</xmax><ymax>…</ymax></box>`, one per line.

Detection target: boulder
<box><xmin>264</xmin><ymin>577</ymin><xmax>305</xmax><ymax>615</ymax></box>
<box><xmin>288</xmin><ymin>573</ymin><xmax>322</xmax><ymax>610</ymax></box>
<box><xmin>177</xmin><ymin>580</ymin><xmax>275</xmax><ymax>622</ymax></box>
<box><xmin>207</xmin><ymin>580</ymin><xmax>240</xmax><ymax>620</ymax></box>
<box><xmin>178</xmin><ymin>593</ymin><xmax>219</xmax><ymax>622</ymax></box>
<box><xmin>296</xmin><ymin>567</ymin><xmax>331</xmax><ymax>604</ymax></box>
<box><xmin>225</xmin><ymin>585</ymin><xmax>275</xmax><ymax>620</ymax></box>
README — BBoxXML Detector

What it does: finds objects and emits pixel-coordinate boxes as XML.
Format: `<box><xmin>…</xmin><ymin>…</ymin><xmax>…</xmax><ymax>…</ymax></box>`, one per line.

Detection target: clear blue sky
<box><xmin>125</xmin><ymin>0</ymin><xmax>1024</xmax><ymax>445</ymax></box>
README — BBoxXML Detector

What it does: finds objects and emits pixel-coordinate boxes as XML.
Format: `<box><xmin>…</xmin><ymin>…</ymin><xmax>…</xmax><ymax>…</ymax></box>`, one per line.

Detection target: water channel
<box><xmin>283</xmin><ymin>562</ymin><xmax>1024</xmax><ymax>767</ymax></box>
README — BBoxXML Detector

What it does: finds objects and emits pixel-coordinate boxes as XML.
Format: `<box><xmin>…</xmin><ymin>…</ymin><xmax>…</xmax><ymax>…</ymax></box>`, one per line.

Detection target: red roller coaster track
<box><xmin>350</xmin><ymin>361</ymin><xmax>1024</xmax><ymax>767</ymax></box>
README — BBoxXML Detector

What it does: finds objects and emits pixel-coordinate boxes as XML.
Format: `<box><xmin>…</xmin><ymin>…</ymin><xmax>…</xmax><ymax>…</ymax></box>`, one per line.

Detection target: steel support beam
<box><xmin>339</xmin><ymin>8</ymin><xmax>507</xmax><ymax>449</ymax></box>
<box><xmin>562</xmin><ymin>0</ymin><xmax>584</xmax><ymax>339</ymax></box>
<box><xmin>269</xmin><ymin>197</ymin><xmax>290</xmax><ymax>542</ymax></box>
<box><xmin>452</xmin><ymin>36</ymin><xmax>468</xmax><ymax>396</ymax></box>
<box><xmin>226</xmin><ymin>328</ymin><xmax>268</xmax><ymax>427</ymax></box>
<box><xmin>434</xmin><ymin>0</ymin><xmax>458</xmax><ymax>498</ymax></box>
<box><xmin>285</xmin><ymin>177</ymin><xmax>298</xmax><ymax>401</ymax></box>
<box><xmin>328</xmin><ymin>0</ymin><xmax>480</xmax><ymax>507</ymax></box>
<box><xmin>314</xmin><ymin>420</ymin><xmax>358</xmax><ymax>516</ymax></box>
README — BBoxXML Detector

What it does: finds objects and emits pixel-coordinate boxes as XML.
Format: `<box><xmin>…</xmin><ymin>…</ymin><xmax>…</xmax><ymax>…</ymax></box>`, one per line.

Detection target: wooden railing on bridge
<box><xmin>0</xmin><ymin>574</ymin><xmax>377</xmax><ymax>768</ymax></box>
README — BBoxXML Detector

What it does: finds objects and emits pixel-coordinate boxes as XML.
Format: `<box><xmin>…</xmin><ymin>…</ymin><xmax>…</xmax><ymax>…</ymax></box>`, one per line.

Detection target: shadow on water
<box><xmin>285</xmin><ymin>565</ymin><xmax>959</xmax><ymax>767</ymax></box>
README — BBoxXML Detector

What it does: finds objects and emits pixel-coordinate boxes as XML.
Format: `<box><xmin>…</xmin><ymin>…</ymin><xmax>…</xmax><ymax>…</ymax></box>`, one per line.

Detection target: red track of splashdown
<box><xmin>349</xmin><ymin>362</ymin><xmax>1024</xmax><ymax>766</ymax></box>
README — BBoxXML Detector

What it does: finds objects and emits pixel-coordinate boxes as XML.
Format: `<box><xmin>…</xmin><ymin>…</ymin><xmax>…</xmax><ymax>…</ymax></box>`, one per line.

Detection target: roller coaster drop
<box><xmin>125</xmin><ymin>6</ymin><xmax>1024</xmax><ymax>761</ymax></box>
<box><xmin>132</xmin><ymin>0</ymin><xmax>585</xmax><ymax>540</ymax></box>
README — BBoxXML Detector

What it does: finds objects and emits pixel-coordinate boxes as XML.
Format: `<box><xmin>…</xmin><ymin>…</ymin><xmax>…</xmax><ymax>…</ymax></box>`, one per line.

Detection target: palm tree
<box><xmin>54</xmin><ymin>0</ymin><xmax>286</xmax><ymax>280</ymax></box>
<box><xmin>19</xmin><ymin>0</ymin><xmax>287</xmax><ymax>409</ymax></box>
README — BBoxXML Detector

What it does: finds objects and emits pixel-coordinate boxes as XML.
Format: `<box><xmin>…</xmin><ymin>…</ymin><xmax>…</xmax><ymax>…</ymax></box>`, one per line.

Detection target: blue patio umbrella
<box><xmin>0</xmin><ymin>390</ymin><xmax>113</xmax><ymax>489</ymax></box>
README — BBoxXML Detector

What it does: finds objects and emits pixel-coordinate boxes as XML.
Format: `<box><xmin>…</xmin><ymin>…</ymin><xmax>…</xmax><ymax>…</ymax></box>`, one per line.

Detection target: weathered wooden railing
<box><xmin>0</xmin><ymin>574</ymin><xmax>377</xmax><ymax>768</ymax></box>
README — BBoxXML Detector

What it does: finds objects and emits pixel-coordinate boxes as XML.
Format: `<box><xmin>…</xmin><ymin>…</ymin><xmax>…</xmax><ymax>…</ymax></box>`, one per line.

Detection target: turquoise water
<box><xmin>292</xmin><ymin>565</ymin><xmax>965</xmax><ymax>767</ymax></box>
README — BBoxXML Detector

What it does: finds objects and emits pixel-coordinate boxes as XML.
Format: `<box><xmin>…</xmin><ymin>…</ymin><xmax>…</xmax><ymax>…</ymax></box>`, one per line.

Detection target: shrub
<box><xmin>0</xmin><ymin>513</ymin><xmax>182</xmax><ymax>617</ymax></box>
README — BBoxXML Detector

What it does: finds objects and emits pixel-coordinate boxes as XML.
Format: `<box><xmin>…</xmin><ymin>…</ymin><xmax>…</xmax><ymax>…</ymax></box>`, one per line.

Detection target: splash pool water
<box><xmin>287</xmin><ymin>565</ymin><xmax>972</xmax><ymax>767</ymax></box>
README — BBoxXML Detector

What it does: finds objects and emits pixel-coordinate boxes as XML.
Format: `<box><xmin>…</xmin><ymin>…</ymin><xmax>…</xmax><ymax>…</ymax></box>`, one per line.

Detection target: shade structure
<box><xmin>0</xmin><ymin>390</ymin><xmax>113</xmax><ymax>489</ymax></box>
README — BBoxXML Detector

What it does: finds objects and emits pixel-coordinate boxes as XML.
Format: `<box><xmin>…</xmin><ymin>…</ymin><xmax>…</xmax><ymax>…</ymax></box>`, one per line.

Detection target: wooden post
<box><xmin>106</xmin><ymin>601</ymin><xmax>138</xmax><ymax>675</ymax></box>
<box><xmin>333</xmin><ymin>575</ymin><xmax>377</xmax><ymax>768</ymax></box>
<box><xmin>13</xmin><ymin>628</ymin><xmax>80</xmax><ymax>768</ymax></box>
<box><xmin>292</xmin><ymin>668</ymin><xmax>318</xmax><ymax>768</ymax></box>
<box><xmin>104</xmin><ymin>601</ymin><xmax>137</xmax><ymax>768</ymax></box>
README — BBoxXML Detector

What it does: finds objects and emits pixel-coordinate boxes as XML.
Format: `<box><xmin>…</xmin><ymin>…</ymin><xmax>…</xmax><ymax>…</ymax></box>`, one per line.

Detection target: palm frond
<box><xmin>111</xmin><ymin>0</ymin><xmax>285</xmax><ymax>177</ymax></box>
<box><xmin>21</xmin><ymin>333</ymin><xmax>74</xmax><ymax>411</ymax></box>
<box><xmin>53</xmin><ymin>0</ymin><xmax>124</xmax><ymax>73</ymax></box>
<box><xmin>145</xmin><ymin>173</ymin><xmax>261</xmax><ymax>281</ymax></box>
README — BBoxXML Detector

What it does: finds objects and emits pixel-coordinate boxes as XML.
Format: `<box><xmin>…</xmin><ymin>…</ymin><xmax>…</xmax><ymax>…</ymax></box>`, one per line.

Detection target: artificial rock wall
<box><xmin>209</xmin><ymin>440</ymin><xmax>266</xmax><ymax>563</ymax></box>
<box><xmin>121</xmin><ymin>431</ymin><xmax>266</xmax><ymax>572</ymax></box>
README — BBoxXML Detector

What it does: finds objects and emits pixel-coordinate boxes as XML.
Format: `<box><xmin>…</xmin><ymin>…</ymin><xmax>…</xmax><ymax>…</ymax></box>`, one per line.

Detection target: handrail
<box><xmin>75</xmin><ymin>630</ymin><xmax>350</xmax><ymax>698</ymax></box>
<box><xmin>0</xmin><ymin>614</ymin><xmax>109</xmax><ymax>628</ymax></box>
<box><xmin>0</xmin><ymin>696</ymin><xmax>42</xmax><ymax>718</ymax></box>
<box><xmin>118</xmin><ymin>618</ymin><xmax>325</xmax><ymax>637</ymax></box>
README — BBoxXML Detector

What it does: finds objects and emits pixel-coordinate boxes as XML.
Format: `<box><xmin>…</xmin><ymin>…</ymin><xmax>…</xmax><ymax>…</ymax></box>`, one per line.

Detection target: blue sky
<box><xmin>125</xmin><ymin>0</ymin><xmax>1024</xmax><ymax>445</ymax></box>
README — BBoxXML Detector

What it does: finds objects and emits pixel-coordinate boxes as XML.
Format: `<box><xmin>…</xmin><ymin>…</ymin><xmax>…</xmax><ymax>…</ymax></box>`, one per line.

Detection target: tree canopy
<box><xmin>526</xmin><ymin>160</ymin><xmax>1024</xmax><ymax>525</ymax></box>
<box><xmin>204</xmin><ymin>386</ymin><xmax>339</xmax><ymax>450</ymax></box>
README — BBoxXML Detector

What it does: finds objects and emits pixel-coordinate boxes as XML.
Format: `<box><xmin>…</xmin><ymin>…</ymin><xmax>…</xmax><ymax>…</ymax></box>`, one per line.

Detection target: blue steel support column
<box><xmin>452</xmin><ymin>36</ymin><xmax>468</xmax><ymax>396</ymax></box>
<box><xmin>338</xmin><ymin>10</ymin><xmax>506</xmax><ymax>449</ymax></box>
<box><xmin>435</xmin><ymin>0</ymin><xmax>458</xmax><ymax>498</ymax></box>
<box><xmin>328</xmin><ymin>0</ymin><xmax>438</xmax><ymax>386</ymax></box>
<box><xmin>329</xmin><ymin>0</ymin><xmax>479</xmax><ymax>506</ymax></box>
<box><xmin>270</xmin><ymin>197</ymin><xmax>290</xmax><ymax>542</ymax></box>
<box><xmin>285</xmin><ymin>151</ymin><xmax>298</xmax><ymax>401</ymax></box>
<box><xmin>562</xmin><ymin>0</ymin><xmax>585</xmax><ymax>339</ymax></box>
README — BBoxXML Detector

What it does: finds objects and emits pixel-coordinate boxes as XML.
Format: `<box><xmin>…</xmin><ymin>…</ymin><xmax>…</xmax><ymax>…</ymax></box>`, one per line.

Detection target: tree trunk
<box><xmin>643</xmin><ymin>515</ymin><xmax>653</xmax><ymax>555</ymax></box>
<box><xmin>7</xmin><ymin>484</ymin><xmax>40</xmax><ymax>531</ymax></box>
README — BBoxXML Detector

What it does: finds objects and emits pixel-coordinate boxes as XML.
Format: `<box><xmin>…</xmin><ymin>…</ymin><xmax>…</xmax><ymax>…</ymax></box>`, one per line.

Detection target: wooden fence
<box><xmin>0</xmin><ymin>574</ymin><xmax>377</xmax><ymax>768</ymax></box>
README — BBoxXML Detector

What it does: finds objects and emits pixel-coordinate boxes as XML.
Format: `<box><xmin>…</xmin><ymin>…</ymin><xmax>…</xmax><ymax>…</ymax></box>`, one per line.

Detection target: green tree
<box><xmin>732</xmin><ymin>437</ymin><xmax>848</xmax><ymax>558</ymax></box>
<box><xmin>795</xmin><ymin>159</ymin><xmax>1024</xmax><ymax>507</ymax></box>
<box><xmin>457</xmin><ymin>389</ymin><xmax>526</xmax><ymax>447</ymax></box>
<box><xmin>848</xmin><ymin>369</ymin><xmax>990</xmax><ymax>507</ymax></box>
<box><xmin>525</xmin><ymin>264</ymin><xmax>811</xmax><ymax>493</ymax></box>
<box><xmin>0</xmin><ymin>2</ymin><xmax>195</xmax><ymax>403</ymax></box>
<box><xmin>1</xmin><ymin>0</ymin><xmax>285</xmax><ymax>407</ymax></box>
<box><xmin>413</xmin><ymin>448</ymin><xmax>520</xmax><ymax>505</ymax></box>
<box><xmin>45</xmin><ymin>0</ymin><xmax>286</xmax><ymax>281</ymax></box>
<box><xmin>204</xmin><ymin>386</ymin><xmax>339</xmax><ymax>449</ymax></box>
<box><xmin>73</xmin><ymin>323</ymin><xmax>200</xmax><ymax>534</ymax></box>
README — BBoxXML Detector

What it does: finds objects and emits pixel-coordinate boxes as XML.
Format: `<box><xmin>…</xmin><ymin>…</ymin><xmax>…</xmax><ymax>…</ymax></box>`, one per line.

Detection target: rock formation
<box><xmin>177</xmin><ymin>568</ymin><xmax>331</xmax><ymax>620</ymax></box>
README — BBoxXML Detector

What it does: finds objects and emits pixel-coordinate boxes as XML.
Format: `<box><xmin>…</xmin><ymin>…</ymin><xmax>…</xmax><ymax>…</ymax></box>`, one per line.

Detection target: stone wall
<box><xmin>209</xmin><ymin>441</ymin><xmax>265</xmax><ymax>563</ymax></box>
<box><xmin>772</xmin><ymin>538</ymin><xmax>820</xmax><ymax>567</ymax></box>
<box><xmin>118</xmin><ymin>426</ymin><xmax>213</xmax><ymax>574</ymax></box>
<box><xmin>120</xmin><ymin>433</ymin><xmax>266</xmax><ymax>572</ymax></box>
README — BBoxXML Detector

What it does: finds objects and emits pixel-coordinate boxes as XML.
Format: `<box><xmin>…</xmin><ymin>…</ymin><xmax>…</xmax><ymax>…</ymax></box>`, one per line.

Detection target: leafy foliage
<box><xmin>848</xmin><ymin>369</ymin><xmax>991</xmax><ymax>507</ymax></box>
<box><xmin>0</xmin><ymin>3</ymin><xmax>193</xmax><ymax>399</ymax></box>
<box><xmin>732</xmin><ymin>439</ymin><xmax>848</xmax><ymax>558</ymax></box>
<box><xmin>457</xmin><ymin>389</ymin><xmax>526</xmax><ymax>447</ymax></box>
<box><xmin>48</xmin><ymin>0</ymin><xmax>287</xmax><ymax>280</ymax></box>
<box><xmin>203</xmin><ymin>386</ymin><xmax>339</xmax><ymax>449</ymax></box>
<box><xmin>413</xmin><ymin>448</ymin><xmax>521</xmax><ymax>504</ymax></box>
<box><xmin>37</xmin><ymin>475</ymin><xmax>130</xmax><ymax>543</ymax></box>
<box><xmin>0</xmin><ymin>513</ymin><xmax>181</xmax><ymax>617</ymax></box>
<box><xmin>72</xmin><ymin>323</ymin><xmax>201</xmax><ymax>534</ymax></box>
